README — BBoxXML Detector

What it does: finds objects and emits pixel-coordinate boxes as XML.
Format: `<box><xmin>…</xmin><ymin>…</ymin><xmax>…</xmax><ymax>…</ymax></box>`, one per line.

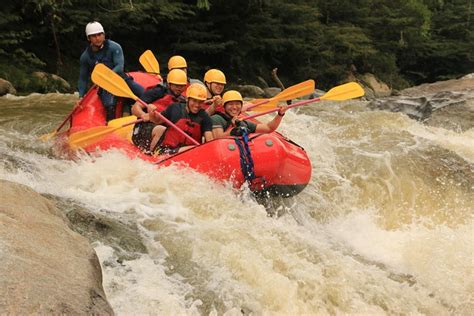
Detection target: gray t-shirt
<box><xmin>211</xmin><ymin>113</ymin><xmax>257</xmax><ymax>133</ymax></box>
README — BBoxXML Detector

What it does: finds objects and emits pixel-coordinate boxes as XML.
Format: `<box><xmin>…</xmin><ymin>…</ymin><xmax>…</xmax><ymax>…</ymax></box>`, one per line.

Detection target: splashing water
<box><xmin>1</xmin><ymin>94</ymin><xmax>472</xmax><ymax>314</ymax></box>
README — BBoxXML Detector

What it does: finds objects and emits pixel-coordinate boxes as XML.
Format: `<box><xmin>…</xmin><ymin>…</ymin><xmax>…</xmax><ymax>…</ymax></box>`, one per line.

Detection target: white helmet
<box><xmin>85</xmin><ymin>22</ymin><xmax>104</xmax><ymax>37</ymax></box>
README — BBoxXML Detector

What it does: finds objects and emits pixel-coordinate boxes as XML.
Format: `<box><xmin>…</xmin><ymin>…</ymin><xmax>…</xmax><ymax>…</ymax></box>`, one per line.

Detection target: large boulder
<box><xmin>0</xmin><ymin>78</ymin><xmax>16</xmax><ymax>96</ymax></box>
<box><xmin>32</xmin><ymin>71</ymin><xmax>71</xmax><ymax>93</ymax></box>
<box><xmin>236</xmin><ymin>84</ymin><xmax>265</xmax><ymax>98</ymax></box>
<box><xmin>368</xmin><ymin>76</ymin><xmax>474</xmax><ymax>131</ymax></box>
<box><xmin>263</xmin><ymin>87</ymin><xmax>281</xmax><ymax>98</ymax></box>
<box><xmin>0</xmin><ymin>180</ymin><xmax>113</xmax><ymax>314</ymax></box>
<box><xmin>400</xmin><ymin>77</ymin><xmax>474</xmax><ymax>97</ymax></box>
<box><xmin>360</xmin><ymin>73</ymin><xmax>391</xmax><ymax>98</ymax></box>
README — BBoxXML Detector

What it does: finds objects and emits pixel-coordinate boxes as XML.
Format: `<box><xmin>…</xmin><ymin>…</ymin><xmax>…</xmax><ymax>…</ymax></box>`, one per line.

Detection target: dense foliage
<box><xmin>1</xmin><ymin>0</ymin><xmax>473</xmax><ymax>92</ymax></box>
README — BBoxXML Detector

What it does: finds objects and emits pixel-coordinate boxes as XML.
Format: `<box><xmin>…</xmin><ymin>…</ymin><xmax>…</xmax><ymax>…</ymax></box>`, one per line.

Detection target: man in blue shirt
<box><xmin>78</xmin><ymin>22</ymin><xmax>142</xmax><ymax>121</ymax></box>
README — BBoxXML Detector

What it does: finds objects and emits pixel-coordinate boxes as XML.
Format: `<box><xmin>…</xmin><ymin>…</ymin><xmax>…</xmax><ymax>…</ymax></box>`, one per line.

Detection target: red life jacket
<box><xmin>160</xmin><ymin>110</ymin><xmax>203</xmax><ymax>148</ymax></box>
<box><xmin>214</xmin><ymin>104</ymin><xmax>225</xmax><ymax>114</ymax></box>
<box><xmin>152</xmin><ymin>93</ymin><xmax>185</xmax><ymax>112</ymax></box>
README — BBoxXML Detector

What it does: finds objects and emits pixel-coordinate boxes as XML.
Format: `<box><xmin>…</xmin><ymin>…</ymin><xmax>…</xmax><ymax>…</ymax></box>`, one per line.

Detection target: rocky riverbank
<box><xmin>367</xmin><ymin>74</ymin><xmax>474</xmax><ymax>131</ymax></box>
<box><xmin>0</xmin><ymin>180</ymin><xmax>113</xmax><ymax>314</ymax></box>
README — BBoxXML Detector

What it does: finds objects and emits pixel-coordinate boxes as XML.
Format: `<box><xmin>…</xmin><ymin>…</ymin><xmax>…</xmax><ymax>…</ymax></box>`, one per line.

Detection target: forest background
<box><xmin>1</xmin><ymin>0</ymin><xmax>473</xmax><ymax>94</ymax></box>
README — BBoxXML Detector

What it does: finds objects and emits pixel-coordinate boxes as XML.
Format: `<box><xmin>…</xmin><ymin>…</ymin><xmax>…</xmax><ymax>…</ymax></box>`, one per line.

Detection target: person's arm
<box><xmin>205</xmin><ymin>95</ymin><xmax>222</xmax><ymax>116</ymax></box>
<box><xmin>202</xmin><ymin>113</ymin><xmax>214</xmax><ymax>142</ymax></box>
<box><xmin>255</xmin><ymin>106</ymin><xmax>288</xmax><ymax>133</ymax></box>
<box><xmin>141</xmin><ymin>85</ymin><xmax>165</xmax><ymax>104</ymax></box>
<box><xmin>212</xmin><ymin>126</ymin><xmax>225</xmax><ymax>139</ymax></box>
<box><xmin>203</xmin><ymin>131</ymin><xmax>214</xmax><ymax>142</ymax></box>
<box><xmin>131</xmin><ymin>101</ymin><xmax>151</xmax><ymax>121</ymax></box>
<box><xmin>78</xmin><ymin>52</ymin><xmax>90</xmax><ymax>98</ymax></box>
<box><xmin>110</xmin><ymin>41</ymin><xmax>124</xmax><ymax>74</ymax></box>
<box><xmin>210</xmin><ymin>115</ymin><xmax>231</xmax><ymax>139</ymax></box>
<box><xmin>149</xmin><ymin>103</ymin><xmax>175</xmax><ymax>125</ymax></box>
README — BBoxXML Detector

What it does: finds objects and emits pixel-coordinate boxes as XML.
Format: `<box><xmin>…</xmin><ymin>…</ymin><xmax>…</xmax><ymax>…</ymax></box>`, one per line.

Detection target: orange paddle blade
<box><xmin>139</xmin><ymin>50</ymin><xmax>160</xmax><ymax>74</ymax></box>
<box><xmin>246</xmin><ymin>79</ymin><xmax>315</xmax><ymax>112</ymax></box>
<box><xmin>91</xmin><ymin>64</ymin><xmax>138</xmax><ymax>100</ymax></box>
<box><xmin>320</xmin><ymin>82</ymin><xmax>365</xmax><ymax>101</ymax></box>
<box><xmin>68</xmin><ymin>126</ymin><xmax>120</xmax><ymax>149</ymax></box>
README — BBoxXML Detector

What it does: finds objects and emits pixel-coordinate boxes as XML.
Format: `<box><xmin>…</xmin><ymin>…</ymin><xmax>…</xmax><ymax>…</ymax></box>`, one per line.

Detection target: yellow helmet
<box><xmin>186</xmin><ymin>83</ymin><xmax>207</xmax><ymax>101</ymax></box>
<box><xmin>167</xmin><ymin>69</ymin><xmax>187</xmax><ymax>85</ymax></box>
<box><xmin>204</xmin><ymin>69</ymin><xmax>226</xmax><ymax>84</ymax></box>
<box><xmin>168</xmin><ymin>55</ymin><xmax>187</xmax><ymax>70</ymax></box>
<box><xmin>222</xmin><ymin>90</ymin><xmax>243</xmax><ymax>105</ymax></box>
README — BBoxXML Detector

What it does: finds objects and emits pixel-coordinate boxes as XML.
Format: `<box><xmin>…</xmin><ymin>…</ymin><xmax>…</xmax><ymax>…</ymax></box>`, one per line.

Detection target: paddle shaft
<box><xmin>242</xmin><ymin>97</ymin><xmax>320</xmax><ymax>120</ymax></box>
<box><xmin>244</xmin><ymin>80</ymin><xmax>315</xmax><ymax>111</ymax></box>
<box><xmin>137</xmin><ymin>99</ymin><xmax>200</xmax><ymax>146</ymax></box>
<box><xmin>55</xmin><ymin>108</ymin><xmax>76</xmax><ymax>133</ymax></box>
<box><xmin>52</xmin><ymin>93</ymin><xmax>89</xmax><ymax>133</ymax></box>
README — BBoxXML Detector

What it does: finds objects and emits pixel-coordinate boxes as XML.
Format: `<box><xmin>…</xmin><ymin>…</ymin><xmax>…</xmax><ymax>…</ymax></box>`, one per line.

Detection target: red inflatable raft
<box><xmin>60</xmin><ymin>71</ymin><xmax>311</xmax><ymax>197</ymax></box>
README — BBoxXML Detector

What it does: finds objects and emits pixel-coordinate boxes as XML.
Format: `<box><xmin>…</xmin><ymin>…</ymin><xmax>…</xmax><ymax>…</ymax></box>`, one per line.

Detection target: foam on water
<box><xmin>1</xmin><ymin>95</ymin><xmax>473</xmax><ymax>314</ymax></box>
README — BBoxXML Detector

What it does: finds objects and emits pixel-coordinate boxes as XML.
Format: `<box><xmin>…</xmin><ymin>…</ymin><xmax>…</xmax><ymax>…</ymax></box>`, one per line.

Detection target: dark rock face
<box><xmin>0</xmin><ymin>180</ymin><xmax>114</xmax><ymax>315</ymax></box>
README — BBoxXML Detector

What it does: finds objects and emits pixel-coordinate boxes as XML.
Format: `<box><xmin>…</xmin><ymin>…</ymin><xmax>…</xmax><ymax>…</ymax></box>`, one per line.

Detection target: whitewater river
<box><xmin>0</xmin><ymin>92</ymin><xmax>472</xmax><ymax>314</ymax></box>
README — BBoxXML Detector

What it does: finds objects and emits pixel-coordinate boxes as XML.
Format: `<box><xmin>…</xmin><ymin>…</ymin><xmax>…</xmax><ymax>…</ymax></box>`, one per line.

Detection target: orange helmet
<box><xmin>222</xmin><ymin>90</ymin><xmax>243</xmax><ymax>106</ymax></box>
<box><xmin>186</xmin><ymin>83</ymin><xmax>207</xmax><ymax>101</ymax></box>
<box><xmin>167</xmin><ymin>69</ymin><xmax>187</xmax><ymax>85</ymax></box>
<box><xmin>204</xmin><ymin>69</ymin><xmax>226</xmax><ymax>84</ymax></box>
<box><xmin>168</xmin><ymin>55</ymin><xmax>187</xmax><ymax>70</ymax></box>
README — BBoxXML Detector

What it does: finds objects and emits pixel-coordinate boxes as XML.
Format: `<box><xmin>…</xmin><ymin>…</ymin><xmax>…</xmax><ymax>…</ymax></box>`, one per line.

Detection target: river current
<box><xmin>0</xmin><ymin>92</ymin><xmax>472</xmax><ymax>314</ymax></box>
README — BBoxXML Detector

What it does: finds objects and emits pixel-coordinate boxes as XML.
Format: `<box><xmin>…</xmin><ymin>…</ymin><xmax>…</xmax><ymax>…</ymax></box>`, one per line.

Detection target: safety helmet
<box><xmin>168</xmin><ymin>55</ymin><xmax>187</xmax><ymax>70</ymax></box>
<box><xmin>222</xmin><ymin>90</ymin><xmax>243</xmax><ymax>106</ymax></box>
<box><xmin>186</xmin><ymin>83</ymin><xmax>207</xmax><ymax>101</ymax></box>
<box><xmin>167</xmin><ymin>69</ymin><xmax>187</xmax><ymax>85</ymax></box>
<box><xmin>85</xmin><ymin>22</ymin><xmax>104</xmax><ymax>37</ymax></box>
<box><xmin>204</xmin><ymin>69</ymin><xmax>226</xmax><ymax>84</ymax></box>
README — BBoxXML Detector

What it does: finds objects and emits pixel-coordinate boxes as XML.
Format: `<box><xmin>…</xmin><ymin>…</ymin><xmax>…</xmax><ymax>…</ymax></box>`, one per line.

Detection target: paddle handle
<box><xmin>244</xmin><ymin>99</ymin><xmax>271</xmax><ymax>111</ymax></box>
<box><xmin>137</xmin><ymin>99</ymin><xmax>200</xmax><ymax>146</ymax></box>
<box><xmin>242</xmin><ymin>97</ymin><xmax>320</xmax><ymax>120</ymax></box>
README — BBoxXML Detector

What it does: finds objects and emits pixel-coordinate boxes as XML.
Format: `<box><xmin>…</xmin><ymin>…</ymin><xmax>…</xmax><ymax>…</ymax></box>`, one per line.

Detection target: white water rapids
<box><xmin>0</xmin><ymin>93</ymin><xmax>472</xmax><ymax>314</ymax></box>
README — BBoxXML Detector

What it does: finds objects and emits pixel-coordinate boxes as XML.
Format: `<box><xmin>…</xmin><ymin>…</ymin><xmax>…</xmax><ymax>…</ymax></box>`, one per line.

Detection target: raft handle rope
<box><xmin>234</xmin><ymin>127</ymin><xmax>256</xmax><ymax>183</ymax></box>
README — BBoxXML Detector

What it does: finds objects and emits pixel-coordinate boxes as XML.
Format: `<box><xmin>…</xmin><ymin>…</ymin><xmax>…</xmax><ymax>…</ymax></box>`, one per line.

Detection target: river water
<box><xmin>0</xmin><ymin>92</ymin><xmax>472</xmax><ymax>314</ymax></box>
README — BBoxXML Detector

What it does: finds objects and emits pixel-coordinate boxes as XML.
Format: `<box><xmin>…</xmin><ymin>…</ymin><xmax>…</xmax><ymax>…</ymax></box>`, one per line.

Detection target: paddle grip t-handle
<box><xmin>136</xmin><ymin>98</ymin><xmax>200</xmax><ymax>146</ymax></box>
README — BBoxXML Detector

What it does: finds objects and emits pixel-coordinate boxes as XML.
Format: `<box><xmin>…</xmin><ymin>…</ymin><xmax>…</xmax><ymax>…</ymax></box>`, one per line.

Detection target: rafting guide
<box><xmin>78</xmin><ymin>22</ymin><xmax>143</xmax><ymax>121</ymax></box>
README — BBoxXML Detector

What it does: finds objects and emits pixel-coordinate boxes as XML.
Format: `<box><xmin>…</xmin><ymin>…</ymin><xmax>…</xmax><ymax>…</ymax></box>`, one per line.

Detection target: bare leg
<box><xmin>150</xmin><ymin>125</ymin><xmax>167</xmax><ymax>151</ymax></box>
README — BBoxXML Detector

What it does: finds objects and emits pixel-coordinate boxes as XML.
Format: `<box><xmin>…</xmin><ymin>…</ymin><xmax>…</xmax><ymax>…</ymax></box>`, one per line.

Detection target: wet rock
<box><xmin>425</xmin><ymin>100</ymin><xmax>474</xmax><ymax>131</ymax></box>
<box><xmin>237</xmin><ymin>84</ymin><xmax>265</xmax><ymax>98</ymax></box>
<box><xmin>66</xmin><ymin>208</ymin><xmax>147</xmax><ymax>261</ymax></box>
<box><xmin>0</xmin><ymin>180</ymin><xmax>113</xmax><ymax>314</ymax></box>
<box><xmin>263</xmin><ymin>87</ymin><xmax>281</xmax><ymax>98</ymax></box>
<box><xmin>368</xmin><ymin>96</ymin><xmax>431</xmax><ymax>121</ymax></box>
<box><xmin>32</xmin><ymin>71</ymin><xmax>71</xmax><ymax>93</ymax></box>
<box><xmin>368</xmin><ymin>77</ymin><xmax>474</xmax><ymax>128</ymax></box>
<box><xmin>0</xmin><ymin>78</ymin><xmax>16</xmax><ymax>96</ymax></box>
<box><xmin>460</xmin><ymin>73</ymin><xmax>474</xmax><ymax>79</ymax></box>
<box><xmin>360</xmin><ymin>73</ymin><xmax>391</xmax><ymax>98</ymax></box>
<box><xmin>400</xmin><ymin>77</ymin><xmax>474</xmax><ymax>97</ymax></box>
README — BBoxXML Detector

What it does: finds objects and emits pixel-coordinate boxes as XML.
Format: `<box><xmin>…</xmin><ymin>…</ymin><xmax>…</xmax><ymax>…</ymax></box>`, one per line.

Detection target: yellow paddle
<box><xmin>68</xmin><ymin>63</ymin><xmax>200</xmax><ymax>149</ymax></box>
<box><xmin>242</xmin><ymin>82</ymin><xmax>365</xmax><ymax>120</ymax></box>
<box><xmin>242</xmin><ymin>79</ymin><xmax>315</xmax><ymax>112</ymax></box>
<box><xmin>139</xmin><ymin>50</ymin><xmax>161</xmax><ymax>76</ymax></box>
<box><xmin>69</xmin><ymin>119</ymin><xmax>142</xmax><ymax>149</ymax></box>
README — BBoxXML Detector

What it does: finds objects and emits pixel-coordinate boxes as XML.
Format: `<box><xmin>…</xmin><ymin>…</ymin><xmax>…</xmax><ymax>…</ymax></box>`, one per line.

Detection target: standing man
<box><xmin>78</xmin><ymin>22</ymin><xmax>141</xmax><ymax>121</ymax></box>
